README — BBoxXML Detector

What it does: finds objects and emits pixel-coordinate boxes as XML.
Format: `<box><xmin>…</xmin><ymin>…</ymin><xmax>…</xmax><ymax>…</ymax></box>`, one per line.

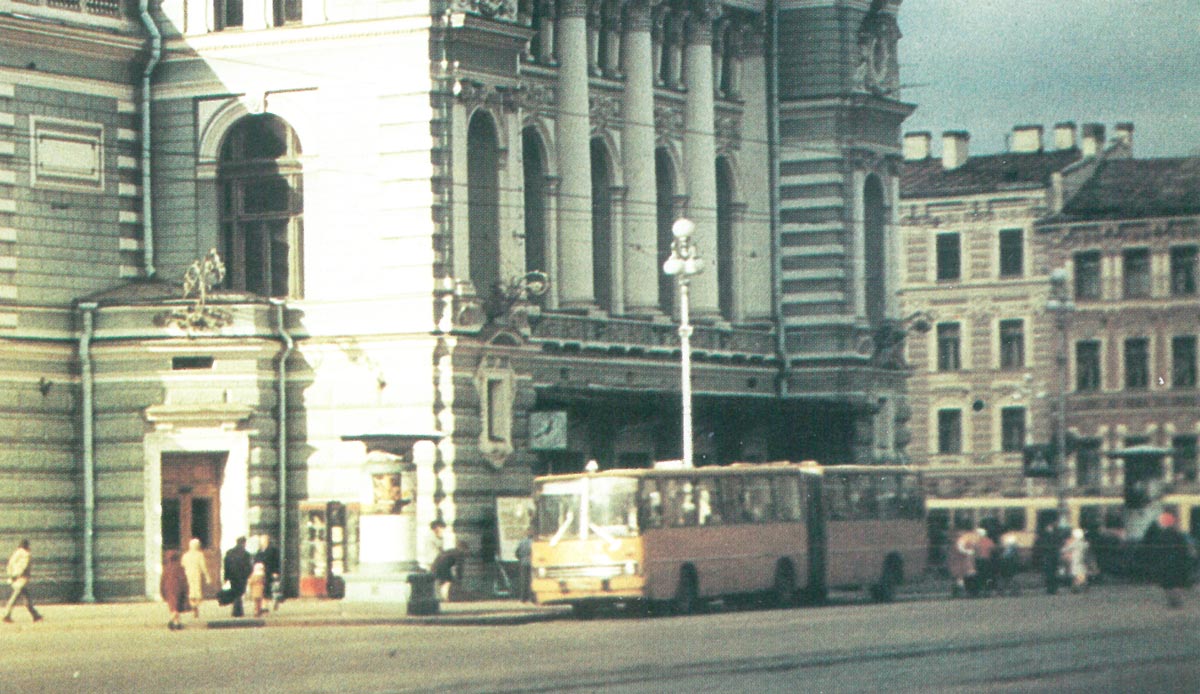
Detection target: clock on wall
<box><xmin>530</xmin><ymin>411</ymin><xmax>568</xmax><ymax>451</ymax></box>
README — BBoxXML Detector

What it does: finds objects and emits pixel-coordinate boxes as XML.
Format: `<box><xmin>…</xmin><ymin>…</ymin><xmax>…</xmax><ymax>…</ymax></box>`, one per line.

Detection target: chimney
<box><xmin>903</xmin><ymin>131</ymin><xmax>932</xmax><ymax>161</ymax></box>
<box><xmin>1114</xmin><ymin>122</ymin><xmax>1134</xmax><ymax>148</ymax></box>
<box><xmin>1053</xmin><ymin>122</ymin><xmax>1077</xmax><ymax>150</ymax></box>
<box><xmin>1082</xmin><ymin>123</ymin><xmax>1106</xmax><ymax>157</ymax></box>
<box><xmin>941</xmin><ymin>131</ymin><xmax>970</xmax><ymax>170</ymax></box>
<box><xmin>1010</xmin><ymin>124</ymin><xmax>1043</xmax><ymax>153</ymax></box>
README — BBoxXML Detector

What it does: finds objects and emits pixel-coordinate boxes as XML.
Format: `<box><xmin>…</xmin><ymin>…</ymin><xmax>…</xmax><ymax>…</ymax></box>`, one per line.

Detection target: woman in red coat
<box><xmin>160</xmin><ymin>550</ymin><xmax>190</xmax><ymax>630</ymax></box>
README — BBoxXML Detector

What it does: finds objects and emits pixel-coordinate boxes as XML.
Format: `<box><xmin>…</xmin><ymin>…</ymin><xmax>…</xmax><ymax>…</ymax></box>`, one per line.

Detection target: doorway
<box><xmin>161</xmin><ymin>453</ymin><xmax>226</xmax><ymax>598</ymax></box>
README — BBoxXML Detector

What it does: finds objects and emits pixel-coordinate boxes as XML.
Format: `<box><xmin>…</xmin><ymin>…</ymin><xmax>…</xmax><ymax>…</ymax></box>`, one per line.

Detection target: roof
<box><xmin>1041</xmin><ymin>156</ymin><xmax>1200</xmax><ymax>223</ymax></box>
<box><xmin>900</xmin><ymin>148</ymin><xmax>1082</xmax><ymax>199</ymax></box>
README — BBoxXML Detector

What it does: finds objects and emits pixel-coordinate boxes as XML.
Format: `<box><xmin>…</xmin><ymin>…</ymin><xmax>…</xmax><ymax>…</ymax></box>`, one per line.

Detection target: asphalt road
<box><xmin>3</xmin><ymin>582</ymin><xmax>1196</xmax><ymax>693</ymax></box>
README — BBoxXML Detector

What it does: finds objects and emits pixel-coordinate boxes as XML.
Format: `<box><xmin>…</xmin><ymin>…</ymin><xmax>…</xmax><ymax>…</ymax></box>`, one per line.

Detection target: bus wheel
<box><xmin>772</xmin><ymin>560</ymin><xmax>797</xmax><ymax>608</ymax></box>
<box><xmin>672</xmin><ymin>567</ymin><xmax>699</xmax><ymax>616</ymax></box>
<box><xmin>870</xmin><ymin>554</ymin><xmax>904</xmax><ymax>603</ymax></box>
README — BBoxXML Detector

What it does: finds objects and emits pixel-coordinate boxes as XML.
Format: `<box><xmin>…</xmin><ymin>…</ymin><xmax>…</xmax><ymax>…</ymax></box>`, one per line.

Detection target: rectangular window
<box><xmin>937</xmin><ymin>409</ymin><xmax>962</xmax><ymax>454</ymax></box>
<box><xmin>999</xmin><ymin>319</ymin><xmax>1025</xmax><ymax>370</ymax></box>
<box><xmin>936</xmin><ymin>233</ymin><xmax>961</xmax><ymax>281</ymax></box>
<box><xmin>1074</xmin><ymin>251</ymin><xmax>1101</xmax><ymax>301</ymax></box>
<box><xmin>217</xmin><ymin>0</ymin><xmax>244</xmax><ymax>28</ymax></box>
<box><xmin>1123</xmin><ymin>248</ymin><xmax>1151</xmax><ymax>299</ymax></box>
<box><xmin>1000</xmin><ymin>407</ymin><xmax>1026</xmax><ymax>453</ymax></box>
<box><xmin>1076</xmin><ymin>340</ymin><xmax>1101</xmax><ymax>391</ymax></box>
<box><xmin>1173</xmin><ymin>436</ymin><xmax>1198</xmax><ymax>482</ymax></box>
<box><xmin>998</xmin><ymin>228</ymin><xmax>1023</xmax><ymax>277</ymax></box>
<box><xmin>936</xmin><ymin>322</ymin><xmax>961</xmax><ymax>371</ymax></box>
<box><xmin>1171</xmin><ymin>246</ymin><xmax>1198</xmax><ymax>296</ymax></box>
<box><xmin>1076</xmin><ymin>439</ymin><xmax>1103</xmax><ymax>488</ymax></box>
<box><xmin>1172</xmin><ymin>336</ymin><xmax>1198</xmax><ymax>388</ymax></box>
<box><xmin>274</xmin><ymin>0</ymin><xmax>302</xmax><ymax>24</ymax></box>
<box><xmin>1124</xmin><ymin>337</ymin><xmax>1149</xmax><ymax>389</ymax></box>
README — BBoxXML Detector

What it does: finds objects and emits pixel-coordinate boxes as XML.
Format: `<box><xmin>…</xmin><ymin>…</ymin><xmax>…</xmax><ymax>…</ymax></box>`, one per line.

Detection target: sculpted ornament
<box><xmin>155</xmin><ymin>248</ymin><xmax>234</xmax><ymax>333</ymax></box>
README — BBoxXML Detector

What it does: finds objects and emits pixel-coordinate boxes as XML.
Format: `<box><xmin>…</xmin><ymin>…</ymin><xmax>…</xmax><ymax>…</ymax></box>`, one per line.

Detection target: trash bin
<box><xmin>407</xmin><ymin>571</ymin><xmax>439</xmax><ymax>615</ymax></box>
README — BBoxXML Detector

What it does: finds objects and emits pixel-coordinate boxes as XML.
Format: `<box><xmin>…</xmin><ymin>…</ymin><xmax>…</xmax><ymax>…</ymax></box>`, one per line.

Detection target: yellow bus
<box><xmin>530</xmin><ymin>462</ymin><xmax>926</xmax><ymax>615</ymax></box>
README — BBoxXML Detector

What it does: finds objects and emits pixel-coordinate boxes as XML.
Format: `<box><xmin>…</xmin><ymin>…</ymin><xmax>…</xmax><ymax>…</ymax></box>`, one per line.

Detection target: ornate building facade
<box><xmin>0</xmin><ymin>0</ymin><xmax>913</xmax><ymax>601</ymax></box>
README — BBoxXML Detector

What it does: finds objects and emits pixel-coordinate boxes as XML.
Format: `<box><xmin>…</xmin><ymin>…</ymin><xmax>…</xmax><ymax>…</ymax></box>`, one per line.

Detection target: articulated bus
<box><xmin>530</xmin><ymin>462</ymin><xmax>926</xmax><ymax>615</ymax></box>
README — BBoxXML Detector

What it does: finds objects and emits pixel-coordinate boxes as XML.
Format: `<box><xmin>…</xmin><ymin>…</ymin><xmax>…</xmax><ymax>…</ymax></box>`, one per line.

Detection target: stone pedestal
<box><xmin>341</xmin><ymin>452</ymin><xmax>420</xmax><ymax>603</ymax></box>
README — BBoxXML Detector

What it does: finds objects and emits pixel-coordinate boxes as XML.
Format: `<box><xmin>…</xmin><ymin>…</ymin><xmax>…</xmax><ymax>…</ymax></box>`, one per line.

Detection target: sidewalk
<box><xmin>3</xmin><ymin>597</ymin><xmax>570</xmax><ymax>632</ymax></box>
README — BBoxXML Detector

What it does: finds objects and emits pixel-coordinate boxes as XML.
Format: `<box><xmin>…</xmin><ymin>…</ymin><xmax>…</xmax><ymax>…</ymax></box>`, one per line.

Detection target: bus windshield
<box><xmin>535</xmin><ymin>477</ymin><xmax>639</xmax><ymax>542</ymax></box>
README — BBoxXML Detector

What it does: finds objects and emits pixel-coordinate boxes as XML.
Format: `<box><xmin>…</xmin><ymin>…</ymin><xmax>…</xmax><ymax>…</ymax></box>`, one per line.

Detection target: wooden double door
<box><xmin>161</xmin><ymin>453</ymin><xmax>225</xmax><ymax>598</ymax></box>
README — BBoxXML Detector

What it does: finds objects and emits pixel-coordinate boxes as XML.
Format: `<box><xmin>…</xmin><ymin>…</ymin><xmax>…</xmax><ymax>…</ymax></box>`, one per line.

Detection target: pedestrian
<box><xmin>3</xmin><ymin>539</ymin><xmax>42</xmax><ymax>623</ymax></box>
<box><xmin>515</xmin><ymin>527</ymin><xmax>534</xmax><ymax>603</ymax></box>
<box><xmin>433</xmin><ymin>539</ymin><xmax>469</xmax><ymax>603</ymax></box>
<box><xmin>1033</xmin><ymin>524</ymin><xmax>1064</xmax><ymax>595</ymax></box>
<box><xmin>996</xmin><ymin>532</ymin><xmax>1022</xmax><ymax>597</ymax></box>
<box><xmin>253</xmin><ymin>534</ymin><xmax>282</xmax><ymax>611</ymax></box>
<box><xmin>1061</xmin><ymin>528</ymin><xmax>1090</xmax><ymax>593</ymax></box>
<box><xmin>160</xmin><ymin>549</ymin><xmax>189</xmax><ymax>630</ymax></box>
<box><xmin>971</xmin><ymin>528</ymin><xmax>996</xmax><ymax>597</ymax></box>
<box><xmin>947</xmin><ymin>527</ymin><xmax>977</xmax><ymax>598</ymax></box>
<box><xmin>180</xmin><ymin>538</ymin><xmax>211</xmax><ymax>619</ymax></box>
<box><xmin>248</xmin><ymin>562</ymin><xmax>267</xmax><ymax>617</ymax></box>
<box><xmin>1152</xmin><ymin>513</ymin><xmax>1194</xmax><ymax>609</ymax></box>
<box><xmin>223</xmin><ymin>536</ymin><xmax>254</xmax><ymax>617</ymax></box>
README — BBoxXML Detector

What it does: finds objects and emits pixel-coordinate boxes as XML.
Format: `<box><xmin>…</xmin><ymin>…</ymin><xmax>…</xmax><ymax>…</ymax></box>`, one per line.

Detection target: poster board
<box><xmin>495</xmin><ymin>496</ymin><xmax>534</xmax><ymax>562</ymax></box>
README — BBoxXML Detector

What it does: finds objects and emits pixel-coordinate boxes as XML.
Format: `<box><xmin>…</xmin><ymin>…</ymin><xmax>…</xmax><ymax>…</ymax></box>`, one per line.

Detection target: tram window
<box><xmin>897</xmin><ymin>476</ymin><xmax>924</xmax><ymax>519</ymax></box>
<box><xmin>1105</xmin><ymin>507</ymin><xmax>1124</xmax><ymax>530</ymax></box>
<box><xmin>1191</xmin><ymin>507</ymin><xmax>1200</xmax><ymax>542</ymax></box>
<box><xmin>953</xmin><ymin>509</ymin><xmax>974</xmax><ymax>531</ymax></box>
<box><xmin>718</xmin><ymin>476</ymin><xmax>745</xmax><ymax>524</ymax></box>
<box><xmin>927</xmin><ymin>509</ymin><xmax>951</xmax><ymax>566</ymax></box>
<box><xmin>743</xmin><ymin>476</ymin><xmax>774</xmax><ymax>522</ymax></box>
<box><xmin>1035</xmin><ymin>509</ymin><xmax>1059</xmax><ymax>532</ymax></box>
<box><xmin>1003</xmin><ymin>508</ymin><xmax>1026</xmax><ymax>531</ymax></box>
<box><xmin>772</xmin><ymin>475</ymin><xmax>804</xmax><ymax>521</ymax></box>
<box><xmin>1079</xmin><ymin>505</ymin><xmax>1104</xmax><ymax>532</ymax></box>
<box><xmin>639</xmin><ymin>480</ymin><xmax>664</xmax><ymax>529</ymax></box>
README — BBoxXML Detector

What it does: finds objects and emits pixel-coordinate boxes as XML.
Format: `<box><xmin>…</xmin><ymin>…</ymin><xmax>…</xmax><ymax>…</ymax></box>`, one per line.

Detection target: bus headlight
<box><xmin>536</xmin><ymin>566</ymin><xmax>547</xmax><ymax>578</ymax></box>
<box><xmin>623</xmin><ymin>560</ymin><xmax>639</xmax><ymax>575</ymax></box>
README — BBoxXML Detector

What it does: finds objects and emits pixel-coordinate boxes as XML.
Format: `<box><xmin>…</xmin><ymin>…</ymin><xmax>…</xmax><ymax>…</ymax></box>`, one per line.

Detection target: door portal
<box><xmin>161</xmin><ymin>453</ymin><xmax>226</xmax><ymax>598</ymax></box>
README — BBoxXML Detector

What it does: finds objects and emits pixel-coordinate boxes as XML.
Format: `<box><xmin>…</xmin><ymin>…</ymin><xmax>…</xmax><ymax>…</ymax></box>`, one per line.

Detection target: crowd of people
<box><xmin>947</xmin><ymin>511</ymin><xmax>1196</xmax><ymax>608</ymax></box>
<box><xmin>160</xmin><ymin>533</ymin><xmax>282</xmax><ymax>630</ymax></box>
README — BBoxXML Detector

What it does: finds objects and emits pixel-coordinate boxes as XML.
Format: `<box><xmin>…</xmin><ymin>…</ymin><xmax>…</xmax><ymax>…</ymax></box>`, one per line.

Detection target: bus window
<box><xmin>849</xmin><ymin>474</ymin><xmax>878</xmax><ymax>520</ymax></box>
<box><xmin>743</xmin><ymin>476</ymin><xmax>774</xmax><ymax>522</ymax></box>
<box><xmin>535</xmin><ymin>480</ymin><xmax>582</xmax><ymax>540</ymax></box>
<box><xmin>663</xmin><ymin>478</ymin><xmax>698</xmax><ymax>527</ymax></box>
<box><xmin>589</xmin><ymin>477</ymin><xmax>639</xmax><ymax>537</ymax></box>
<box><xmin>875</xmin><ymin>474</ymin><xmax>900</xmax><ymax>520</ymax></box>
<box><xmin>1003</xmin><ymin>507</ymin><xmax>1026</xmax><ymax>531</ymax></box>
<box><xmin>696</xmin><ymin>478</ymin><xmax>722</xmax><ymax>526</ymax></box>
<box><xmin>827</xmin><ymin>475</ymin><xmax>850</xmax><ymax>520</ymax></box>
<box><xmin>772</xmin><ymin>475</ymin><xmax>804</xmax><ymax>522</ymax></box>
<box><xmin>639</xmin><ymin>480</ymin><xmax>664</xmax><ymax>529</ymax></box>
<box><xmin>927</xmin><ymin>509</ymin><xmax>950</xmax><ymax>566</ymax></box>
<box><xmin>719</xmin><ymin>476</ymin><xmax>745</xmax><ymax>524</ymax></box>
<box><xmin>952</xmin><ymin>509</ymin><xmax>974</xmax><ymax>531</ymax></box>
<box><xmin>1191</xmin><ymin>506</ymin><xmax>1200</xmax><ymax>543</ymax></box>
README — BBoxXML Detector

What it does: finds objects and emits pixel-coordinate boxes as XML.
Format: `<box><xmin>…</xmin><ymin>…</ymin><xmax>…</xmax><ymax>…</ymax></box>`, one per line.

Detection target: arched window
<box><xmin>522</xmin><ymin>127</ymin><xmax>548</xmax><ymax>275</ymax></box>
<box><xmin>655</xmin><ymin>147</ymin><xmax>676</xmax><ymax>313</ymax></box>
<box><xmin>468</xmin><ymin>111</ymin><xmax>501</xmax><ymax>299</ymax></box>
<box><xmin>591</xmin><ymin>138</ymin><xmax>614</xmax><ymax>311</ymax></box>
<box><xmin>218</xmin><ymin>114</ymin><xmax>303</xmax><ymax>298</ymax></box>
<box><xmin>863</xmin><ymin>174</ymin><xmax>887</xmax><ymax>326</ymax></box>
<box><xmin>716</xmin><ymin>157</ymin><xmax>735</xmax><ymax>321</ymax></box>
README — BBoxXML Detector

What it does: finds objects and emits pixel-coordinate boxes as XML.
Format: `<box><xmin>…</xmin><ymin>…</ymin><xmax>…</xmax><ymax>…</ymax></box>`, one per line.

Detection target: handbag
<box><xmin>217</xmin><ymin>584</ymin><xmax>235</xmax><ymax>606</ymax></box>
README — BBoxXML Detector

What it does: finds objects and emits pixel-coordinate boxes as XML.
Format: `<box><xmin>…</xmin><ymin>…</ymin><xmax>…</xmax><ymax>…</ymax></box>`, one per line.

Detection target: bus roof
<box><xmin>532</xmin><ymin>461</ymin><xmax>921</xmax><ymax>485</ymax></box>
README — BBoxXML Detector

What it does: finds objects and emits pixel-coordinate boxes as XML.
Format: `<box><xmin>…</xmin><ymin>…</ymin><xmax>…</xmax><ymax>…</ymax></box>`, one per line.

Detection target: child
<box><xmin>248</xmin><ymin>562</ymin><xmax>267</xmax><ymax>617</ymax></box>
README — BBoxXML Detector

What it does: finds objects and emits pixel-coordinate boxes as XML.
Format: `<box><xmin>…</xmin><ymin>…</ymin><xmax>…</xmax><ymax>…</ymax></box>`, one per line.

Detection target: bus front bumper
<box><xmin>531</xmin><ymin>574</ymin><xmax>647</xmax><ymax>604</ymax></box>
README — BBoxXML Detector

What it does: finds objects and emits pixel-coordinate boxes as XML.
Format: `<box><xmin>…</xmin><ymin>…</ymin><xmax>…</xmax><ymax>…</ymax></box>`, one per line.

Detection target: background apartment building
<box><xmin>0</xmin><ymin>0</ymin><xmax>915</xmax><ymax>602</ymax></box>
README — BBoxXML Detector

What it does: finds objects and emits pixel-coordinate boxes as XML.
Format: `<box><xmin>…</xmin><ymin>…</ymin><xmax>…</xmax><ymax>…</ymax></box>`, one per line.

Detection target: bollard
<box><xmin>407</xmin><ymin>571</ymin><xmax>439</xmax><ymax>615</ymax></box>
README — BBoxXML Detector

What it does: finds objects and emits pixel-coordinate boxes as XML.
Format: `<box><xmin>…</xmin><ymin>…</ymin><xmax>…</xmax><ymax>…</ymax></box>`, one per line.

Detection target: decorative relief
<box><xmin>154</xmin><ymin>249</ymin><xmax>234</xmax><ymax>333</ymax></box>
<box><xmin>31</xmin><ymin>117</ymin><xmax>103</xmax><ymax>191</ymax></box>
<box><xmin>516</xmin><ymin>81</ymin><xmax>557</xmax><ymax>117</ymax></box>
<box><xmin>450</xmin><ymin>0</ymin><xmax>518</xmax><ymax>20</ymax></box>
<box><xmin>854</xmin><ymin>11</ymin><xmax>899</xmax><ymax>96</ymax></box>
<box><xmin>456</xmin><ymin>80</ymin><xmax>523</xmax><ymax>113</ymax></box>
<box><xmin>654</xmin><ymin>103</ymin><xmax>684</xmax><ymax>142</ymax></box>
<box><xmin>475</xmin><ymin>355</ymin><xmax>517</xmax><ymax>469</ymax></box>
<box><xmin>714</xmin><ymin>113</ymin><xmax>741</xmax><ymax>153</ymax></box>
<box><xmin>589</xmin><ymin>93</ymin><xmax>622</xmax><ymax>135</ymax></box>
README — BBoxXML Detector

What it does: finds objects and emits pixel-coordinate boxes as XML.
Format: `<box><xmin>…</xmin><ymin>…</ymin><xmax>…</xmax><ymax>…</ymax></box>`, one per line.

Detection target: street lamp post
<box><xmin>1046</xmin><ymin>268</ymin><xmax>1075</xmax><ymax>520</ymax></box>
<box><xmin>663</xmin><ymin>218</ymin><xmax>704</xmax><ymax>468</ymax></box>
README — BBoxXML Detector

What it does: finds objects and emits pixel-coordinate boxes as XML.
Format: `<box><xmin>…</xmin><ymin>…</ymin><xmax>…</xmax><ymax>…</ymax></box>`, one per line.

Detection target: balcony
<box><xmin>528</xmin><ymin>312</ymin><xmax>775</xmax><ymax>361</ymax></box>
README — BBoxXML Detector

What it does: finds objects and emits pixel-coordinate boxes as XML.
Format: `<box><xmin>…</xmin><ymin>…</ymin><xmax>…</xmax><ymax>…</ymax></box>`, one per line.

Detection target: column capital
<box><xmin>624</xmin><ymin>0</ymin><xmax>653</xmax><ymax>32</ymax></box>
<box><xmin>559</xmin><ymin>0</ymin><xmax>589</xmax><ymax>19</ymax></box>
<box><xmin>685</xmin><ymin>0</ymin><xmax>722</xmax><ymax>44</ymax></box>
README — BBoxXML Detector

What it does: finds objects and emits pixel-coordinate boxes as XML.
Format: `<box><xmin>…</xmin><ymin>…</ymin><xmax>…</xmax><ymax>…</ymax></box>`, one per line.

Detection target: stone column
<box><xmin>602</xmin><ymin>2</ymin><xmax>622</xmax><ymax>77</ymax></box>
<box><xmin>543</xmin><ymin>176</ymin><xmax>561</xmax><ymax>309</ymax></box>
<box><xmin>536</xmin><ymin>0</ymin><xmax>557</xmax><ymax>64</ymax></box>
<box><xmin>609</xmin><ymin>186</ymin><xmax>626</xmax><ymax>315</ymax></box>
<box><xmin>621</xmin><ymin>0</ymin><xmax>660</xmax><ymax>315</ymax></box>
<box><xmin>682</xmin><ymin>2</ymin><xmax>721</xmax><ymax>317</ymax></box>
<box><xmin>556</xmin><ymin>0</ymin><xmax>596</xmax><ymax>308</ymax></box>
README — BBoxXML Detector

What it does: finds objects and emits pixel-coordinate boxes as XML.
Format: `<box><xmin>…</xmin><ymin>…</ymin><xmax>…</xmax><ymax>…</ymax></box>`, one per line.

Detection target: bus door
<box><xmin>805</xmin><ymin>477</ymin><xmax>827</xmax><ymax>600</ymax></box>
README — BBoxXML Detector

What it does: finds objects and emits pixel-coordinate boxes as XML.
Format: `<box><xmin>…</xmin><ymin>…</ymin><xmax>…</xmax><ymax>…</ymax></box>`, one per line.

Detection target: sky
<box><xmin>898</xmin><ymin>0</ymin><xmax>1200</xmax><ymax>158</ymax></box>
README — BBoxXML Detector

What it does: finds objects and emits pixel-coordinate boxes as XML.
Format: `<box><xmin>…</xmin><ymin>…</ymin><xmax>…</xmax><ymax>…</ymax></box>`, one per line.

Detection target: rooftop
<box><xmin>901</xmin><ymin>149</ymin><xmax>1082</xmax><ymax>199</ymax></box>
<box><xmin>1042</xmin><ymin>156</ymin><xmax>1200</xmax><ymax>223</ymax></box>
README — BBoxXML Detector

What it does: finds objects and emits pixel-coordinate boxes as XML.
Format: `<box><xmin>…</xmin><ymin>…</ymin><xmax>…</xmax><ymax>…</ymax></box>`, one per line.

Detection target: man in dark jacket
<box><xmin>253</xmin><ymin>534</ymin><xmax>282</xmax><ymax>611</ymax></box>
<box><xmin>1153</xmin><ymin>513</ymin><xmax>1193</xmax><ymax>609</ymax></box>
<box><xmin>223</xmin><ymin>536</ymin><xmax>254</xmax><ymax>617</ymax></box>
